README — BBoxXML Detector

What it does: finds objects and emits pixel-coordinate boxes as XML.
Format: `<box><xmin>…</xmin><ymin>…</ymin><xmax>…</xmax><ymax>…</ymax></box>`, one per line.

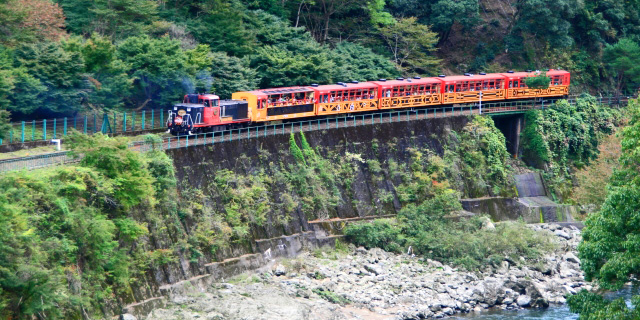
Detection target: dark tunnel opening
<box><xmin>491</xmin><ymin>114</ymin><xmax>524</xmax><ymax>156</ymax></box>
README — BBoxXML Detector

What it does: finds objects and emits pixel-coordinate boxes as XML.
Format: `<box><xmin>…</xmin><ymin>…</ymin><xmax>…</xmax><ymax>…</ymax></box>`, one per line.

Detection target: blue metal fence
<box><xmin>0</xmin><ymin>109</ymin><xmax>166</xmax><ymax>145</ymax></box>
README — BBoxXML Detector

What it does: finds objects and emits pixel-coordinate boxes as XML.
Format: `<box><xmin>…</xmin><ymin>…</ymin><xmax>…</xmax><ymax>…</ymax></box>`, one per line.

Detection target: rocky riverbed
<box><xmin>146</xmin><ymin>223</ymin><xmax>587</xmax><ymax>320</ymax></box>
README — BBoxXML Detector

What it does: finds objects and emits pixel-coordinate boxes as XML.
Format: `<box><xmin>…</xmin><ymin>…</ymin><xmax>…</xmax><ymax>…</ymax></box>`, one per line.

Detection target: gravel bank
<box><xmin>145</xmin><ymin>223</ymin><xmax>587</xmax><ymax>320</ymax></box>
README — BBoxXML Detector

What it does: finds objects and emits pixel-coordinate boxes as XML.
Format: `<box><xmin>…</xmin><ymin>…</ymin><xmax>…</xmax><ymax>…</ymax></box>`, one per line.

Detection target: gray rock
<box><xmin>554</xmin><ymin>230</ymin><xmax>572</xmax><ymax>240</ymax></box>
<box><xmin>480</xmin><ymin>217</ymin><xmax>496</xmax><ymax>231</ymax></box>
<box><xmin>220</xmin><ymin>283</ymin><xmax>234</xmax><ymax>289</ymax></box>
<box><xmin>120</xmin><ymin>314</ymin><xmax>137</xmax><ymax>320</ymax></box>
<box><xmin>517</xmin><ymin>295</ymin><xmax>532</xmax><ymax>307</ymax></box>
<box><xmin>273</xmin><ymin>263</ymin><xmax>287</xmax><ymax>276</ymax></box>
<box><xmin>365</xmin><ymin>264</ymin><xmax>383</xmax><ymax>276</ymax></box>
<box><xmin>564</xmin><ymin>252</ymin><xmax>580</xmax><ymax>264</ymax></box>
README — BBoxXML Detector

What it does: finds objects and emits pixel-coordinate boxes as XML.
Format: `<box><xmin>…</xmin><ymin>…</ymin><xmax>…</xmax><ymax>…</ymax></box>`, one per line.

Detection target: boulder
<box><xmin>273</xmin><ymin>263</ymin><xmax>287</xmax><ymax>276</ymax></box>
<box><xmin>120</xmin><ymin>314</ymin><xmax>137</xmax><ymax>320</ymax></box>
<box><xmin>554</xmin><ymin>230</ymin><xmax>572</xmax><ymax>240</ymax></box>
<box><xmin>564</xmin><ymin>252</ymin><xmax>580</xmax><ymax>264</ymax></box>
<box><xmin>516</xmin><ymin>295</ymin><xmax>531</xmax><ymax>307</ymax></box>
<box><xmin>504</xmin><ymin>279</ymin><xmax>548</xmax><ymax>308</ymax></box>
<box><xmin>480</xmin><ymin>217</ymin><xmax>496</xmax><ymax>231</ymax></box>
<box><xmin>365</xmin><ymin>264</ymin><xmax>383</xmax><ymax>276</ymax></box>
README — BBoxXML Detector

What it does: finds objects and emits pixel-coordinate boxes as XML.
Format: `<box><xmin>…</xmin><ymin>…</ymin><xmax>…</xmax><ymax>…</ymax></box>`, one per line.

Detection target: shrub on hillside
<box><xmin>344</xmin><ymin>190</ymin><xmax>556</xmax><ymax>271</ymax></box>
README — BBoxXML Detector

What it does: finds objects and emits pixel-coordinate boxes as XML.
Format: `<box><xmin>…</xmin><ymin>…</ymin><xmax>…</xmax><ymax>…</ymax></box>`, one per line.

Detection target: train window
<box><xmin>329</xmin><ymin>91</ymin><xmax>338</xmax><ymax>102</ymax></box>
<box><xmin>552</xmin><ymin>76</ymin><xmax>563</xmax><ymax>85</ymax></box>
<box><xmin>520</xmin><ymin>80</ymin><xmax>526</xmax><ymax>88</ymax></box>
<box><xmin>257</xmin><ymin>100</ymin><xmax>264</xmax><ymax>109</ymax></box>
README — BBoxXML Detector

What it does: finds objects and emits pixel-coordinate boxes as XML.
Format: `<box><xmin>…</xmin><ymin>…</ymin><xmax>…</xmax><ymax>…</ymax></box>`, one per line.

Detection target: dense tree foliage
<box><xmin>567</xmin><ymin>99</ymin><xmax>640</xmax><ymax>318</ymax></box>
<box><xmin>377</xmin><ymin>17</ymin><xmax>440</xmax><ymax>74</ymax></box>
<box><xmin>0</xmin><ymin>0</ymin><xmax>637</xmax><ymax>120</ymax></box>
<box><xmin>603</xmin><ymin>39</ymin><xmax>640</xmax><ymax>95</ymax></box>
<box><xmin>524</xmin><ymin>73</ymin><xmax>551</xmax><ymax>89</ymax></box>
<box><xmin>0</xmin><ymin>133</ymin><xmax>176</xmax><ymax>318</ymax></box>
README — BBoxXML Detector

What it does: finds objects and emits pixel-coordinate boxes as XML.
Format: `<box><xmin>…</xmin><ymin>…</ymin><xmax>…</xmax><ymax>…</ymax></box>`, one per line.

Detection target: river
<box><xmin>455</xmin><ymin>286</ymin><xmax>638</xmax><ymax>320</ymax></box>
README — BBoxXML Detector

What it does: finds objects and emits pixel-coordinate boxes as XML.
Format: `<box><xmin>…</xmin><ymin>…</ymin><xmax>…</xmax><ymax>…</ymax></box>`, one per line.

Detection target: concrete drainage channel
<box><xmin>461</xmin><ymin>173</ymin><xmax>577</xmax><ymax>223</ymax></box>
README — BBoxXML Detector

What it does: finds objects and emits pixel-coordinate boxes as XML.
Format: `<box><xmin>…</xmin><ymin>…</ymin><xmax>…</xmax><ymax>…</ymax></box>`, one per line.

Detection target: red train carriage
<box><xmin>501</xmin><ymin>70</ymin><xmax>570</xmax><ymax>99</ymax></box>
<box><xmin>312</xmin><ymin>82</ymin><xmax>379</xmax><ymax>116</ymax></box>
<box><xmin>436</xmin><ymin>73</ymin><xmax>507</xmax><ymax>104</ymax></box>
<box><xmin>372</xmin><ymin>77</ymin><xmax>442</xmax><ymax>109</ymax></box>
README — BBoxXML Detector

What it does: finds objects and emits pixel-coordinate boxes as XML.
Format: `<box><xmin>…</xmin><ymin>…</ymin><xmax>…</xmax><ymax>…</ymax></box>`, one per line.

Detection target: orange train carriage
<box><xmin>166</xmin><ymin>70</ymin><xmax>570</xmax><ymax>135</ymax></box>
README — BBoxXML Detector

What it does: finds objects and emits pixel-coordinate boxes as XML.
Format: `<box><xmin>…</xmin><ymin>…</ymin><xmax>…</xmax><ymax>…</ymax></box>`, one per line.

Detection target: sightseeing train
<box><xmin>165</xmin><ymin>70</ymin><xmax>570</xmax><ymax>135</ymax></box>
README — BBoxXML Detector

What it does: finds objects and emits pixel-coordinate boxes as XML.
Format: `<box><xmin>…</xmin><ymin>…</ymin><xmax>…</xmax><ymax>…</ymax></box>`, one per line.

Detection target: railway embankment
<box><xmin>133</xmin><ymin>108</ymin><xmax>592</xmax><ymax>319</ymax></box>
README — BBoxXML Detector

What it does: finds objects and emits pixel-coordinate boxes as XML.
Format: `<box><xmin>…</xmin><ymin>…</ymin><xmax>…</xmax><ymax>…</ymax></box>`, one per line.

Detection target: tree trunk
<box><xmin>295</xmin><ymin>0</ymin><xmax>305</xmax><ymax>28</ymax></box>
<box><xmin>323</xmin><ymin>13</ymin><xmax>331</xmax><ymax>43</ymax></box>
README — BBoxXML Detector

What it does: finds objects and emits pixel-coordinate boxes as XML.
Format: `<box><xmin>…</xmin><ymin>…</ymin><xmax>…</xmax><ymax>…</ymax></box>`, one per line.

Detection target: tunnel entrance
<box><xmin>491</xmin><ymin>114</ymin><xmax>524</xmax><ymax>156</ymax></box>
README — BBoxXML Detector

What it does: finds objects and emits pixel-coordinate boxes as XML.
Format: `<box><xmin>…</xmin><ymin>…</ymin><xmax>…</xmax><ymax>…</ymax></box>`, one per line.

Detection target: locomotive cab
<box><xmin>166</xmin><ymin>103</ymin><xmax>203</xmax><ymax>135</ymax></box>
<box><xmin>167</xmin><ymin>93</ymin><xmax>250</xmax><ymax>135</ymax></box>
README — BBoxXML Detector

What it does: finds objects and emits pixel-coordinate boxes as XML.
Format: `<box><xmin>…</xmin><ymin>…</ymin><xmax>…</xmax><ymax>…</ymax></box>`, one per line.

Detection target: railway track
<box><xmin>0</xmin><ymin>97</ymin><xmax>631</xmax><ymax>174</ymax></box>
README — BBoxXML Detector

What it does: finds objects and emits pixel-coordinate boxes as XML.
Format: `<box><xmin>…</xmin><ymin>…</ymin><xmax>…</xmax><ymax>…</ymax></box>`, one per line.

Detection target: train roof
<box><xmin>240</xmin><ymin>86</ymin><xmax>315</xmax><ymax>98</ymax></box>
<box><xmin>174</xmin><ymin>103</ymin><xmax>204</xmax><ymax>108</ymax></box>
<box><xmin>198</xmin><ymin>93</ymin><xmax>220</xmax><ymax>100</ymax></box>
<box><xmin>313</xmin><ymin>82</ymin><xmax>378</xmax><ymax>93</ymax></box>
<box><xmin>500</xmin><ymin>70</ymin><xmax>569</xmax><ymax>79</ymax></box>
<box><xmin>436</xmin><ymin>73</ymin><xmax>507</xmax><ymax>82</ymax></box>
<box><xmin>371</xmin><ymin>78</ymin><xmax>442</xmax><ymax>87</ymax></box>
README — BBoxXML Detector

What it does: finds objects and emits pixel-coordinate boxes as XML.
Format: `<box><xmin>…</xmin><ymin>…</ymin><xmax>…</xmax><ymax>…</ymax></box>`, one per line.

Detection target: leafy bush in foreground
<box><xmin>345</xmin><ymin>191</ymin><xmax>556</xmax><ymax>270</ymax></box>
<box><xmin>0</xmin><ymin>132</ymin><xmax>176</xmax><ymax>319</ymax></box>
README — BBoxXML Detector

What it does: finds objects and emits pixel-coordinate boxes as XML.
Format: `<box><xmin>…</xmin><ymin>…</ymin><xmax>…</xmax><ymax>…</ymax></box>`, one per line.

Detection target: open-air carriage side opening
<box><xmin>312</xmin><ymin>82</ymin><xmax>379</xmax><ymax>115</ymax></box>
<box><xmin>372</xmin><ymin>78</ymin><xmax>442</xmax><ymax>109</ymax></box>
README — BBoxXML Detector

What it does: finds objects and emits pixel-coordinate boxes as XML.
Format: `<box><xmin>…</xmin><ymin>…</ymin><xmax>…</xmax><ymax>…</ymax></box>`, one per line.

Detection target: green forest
<box><xmin>1</xmin><ymin>0</ymin><xmax>640</xmax><ymax>123</ymax></box>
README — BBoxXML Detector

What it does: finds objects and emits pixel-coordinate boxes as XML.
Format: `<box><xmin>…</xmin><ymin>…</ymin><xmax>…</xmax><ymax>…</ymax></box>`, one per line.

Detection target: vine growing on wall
<box><xmin>520</xmin><ymin>95</ymin><xmax>619</xmax><ymax>200</ymax></box>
